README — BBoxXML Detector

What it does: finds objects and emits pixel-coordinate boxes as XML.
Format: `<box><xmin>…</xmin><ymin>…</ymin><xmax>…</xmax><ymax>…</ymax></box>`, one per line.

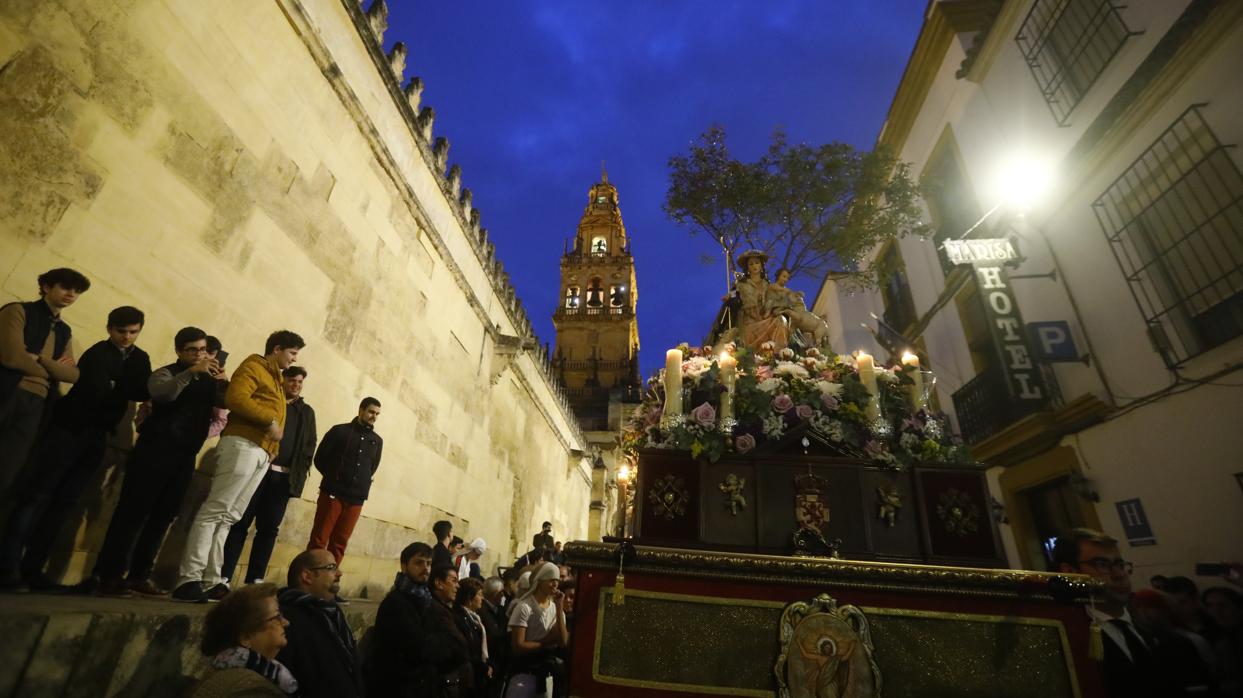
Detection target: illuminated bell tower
<box><xmin>553</xmin><ymin>166</ymin><xmax>641</xmax><ymax>431</ymax></box>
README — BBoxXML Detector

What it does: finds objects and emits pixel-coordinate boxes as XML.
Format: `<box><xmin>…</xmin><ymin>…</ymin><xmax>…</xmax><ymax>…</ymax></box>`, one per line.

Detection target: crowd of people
<box><xmin>0</xmin><ymin>268</ymin><xmax>384</xmax><ymax>601</ymax></box>
<box><xmin>1052</xmin><ymin>528</ymin><xmax>1242</xmax><ymax>697</ymax></box>
<box><xmin>193</xmin><ymin>524</ymin><xmax>572</xmax><ymax>698</ymax></box>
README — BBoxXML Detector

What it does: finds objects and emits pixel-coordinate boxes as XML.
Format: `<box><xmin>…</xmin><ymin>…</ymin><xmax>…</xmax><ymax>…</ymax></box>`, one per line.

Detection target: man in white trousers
<box><xmin>172</xmin><ymin>330</ymin><xmax>304</xmax><ymax>602</ymax></box>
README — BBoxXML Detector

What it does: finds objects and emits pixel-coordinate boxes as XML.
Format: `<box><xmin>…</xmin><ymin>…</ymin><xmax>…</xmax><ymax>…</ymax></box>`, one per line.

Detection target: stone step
<box><xmin>0</xmin><ymin>592</ymin><xmax>377</xmax><ymax>698</ymax></box>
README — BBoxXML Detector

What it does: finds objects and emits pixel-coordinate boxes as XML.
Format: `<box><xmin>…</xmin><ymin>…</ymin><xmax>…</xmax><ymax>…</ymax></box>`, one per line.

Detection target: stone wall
<box><xmin>0</xmin><ymin>0</ymin><xmax>592</xmax><ymax>594</ymax></box>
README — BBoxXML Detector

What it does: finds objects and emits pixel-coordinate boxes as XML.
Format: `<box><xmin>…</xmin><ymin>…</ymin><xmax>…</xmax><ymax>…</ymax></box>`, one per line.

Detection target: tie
<box><xmin>1107</xmin><ymin>619</ymin><xmax>1151</xmax><ymax>664</ymax></box>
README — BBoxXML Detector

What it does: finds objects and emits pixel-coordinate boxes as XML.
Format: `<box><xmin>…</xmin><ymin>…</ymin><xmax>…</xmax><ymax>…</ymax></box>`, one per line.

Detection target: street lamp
<box><xmin>989</xmin><ymin>150</ymin><xmax>1057</xmax><ymax>212</ymax></box>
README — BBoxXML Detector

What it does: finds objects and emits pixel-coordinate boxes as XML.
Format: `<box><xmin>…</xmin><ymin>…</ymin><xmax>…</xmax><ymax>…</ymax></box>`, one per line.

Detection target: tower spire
<box><xmin>600</xmin><ymin>160</ymin><xmax>608</xmax><ymax>183</ymax></box>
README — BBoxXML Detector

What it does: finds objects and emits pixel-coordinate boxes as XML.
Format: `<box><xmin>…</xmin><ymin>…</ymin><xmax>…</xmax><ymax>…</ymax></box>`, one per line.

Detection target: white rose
<box><xmin>773</xmin><ymin>361</ymin><xmax>810</xmax><ymax>379</ymax></box>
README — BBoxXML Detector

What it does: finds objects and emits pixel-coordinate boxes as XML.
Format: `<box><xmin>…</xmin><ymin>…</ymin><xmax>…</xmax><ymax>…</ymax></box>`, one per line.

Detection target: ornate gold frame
<box><xmin>591</xmin><ymin>586</ymin><xmax>785</xmax><ymax>696</ymax></box>
<box><xmin>565</xmin><ymin>541</ymin><xmax>1100</xmax><ymax>601</ymax></box>
<box><xmin>857</xmin><ymin>606</ymin><xmax>1083</xmax><ymax>698</ymax></box>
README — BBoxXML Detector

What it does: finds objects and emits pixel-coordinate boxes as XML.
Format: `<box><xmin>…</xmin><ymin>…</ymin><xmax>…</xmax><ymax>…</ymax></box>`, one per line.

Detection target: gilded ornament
<box><xmin>648</xmin><ymin>474</ymin><xmax>690</xmax><ymax>520</ymax></box>
<box><xmin>936</xmin><ymin>488</ymin><xmax>980</xmax><ymax>537</ymax></box>
<box><xmin>876</xmin><ymin>482</ymin><xmax>902</xmax><ymax>528</ymax></box>
<box><xmin>718</xmin><ymin>473</ymin><xmax>747</xmax><ymax>515</ymax></box>
<box><xmin>774</xmin><ymin>593</ymin><xmax>881</xmax><ymax>698</ymax></box>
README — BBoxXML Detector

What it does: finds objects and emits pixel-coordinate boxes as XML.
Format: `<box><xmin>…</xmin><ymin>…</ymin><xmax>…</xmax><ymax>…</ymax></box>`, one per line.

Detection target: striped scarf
<box><xmin>210</xmin><ymin>646</ymin><xmax>299</xmax><ymax>695</ymax></box>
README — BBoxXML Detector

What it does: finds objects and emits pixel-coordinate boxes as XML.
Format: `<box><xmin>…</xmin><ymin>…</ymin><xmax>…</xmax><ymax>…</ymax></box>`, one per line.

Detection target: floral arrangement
<box><xmin>622</xmin><ymin>342</ymin><xmax>972</xmax><ymax>467</ymax></box>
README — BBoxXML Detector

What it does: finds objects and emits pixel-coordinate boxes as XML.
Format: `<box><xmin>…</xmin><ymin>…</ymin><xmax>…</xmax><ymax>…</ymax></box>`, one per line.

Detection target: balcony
<box><xmin>952</xmin><ymin>364</ymin><xmax>1040</xmax><ymax>446</ymax></box>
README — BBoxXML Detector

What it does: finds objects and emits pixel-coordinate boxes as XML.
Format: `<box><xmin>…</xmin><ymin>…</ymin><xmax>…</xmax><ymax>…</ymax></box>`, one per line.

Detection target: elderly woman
<box><xmin>453</xmin><ymin>577</ymin><xmax>491</xmax><ymax>697</ymax></box>
<box><xmin>734</xmin><ymin>250</ymin><xmax>789</xmax><ymax>351</ymax></box>
<box><xmin>194</xmin><ymin>583</ymin><xmax>299</xmax><ymax>697</ymax></box>
<box><xmin>507</xmin><ymin>561</ymin><xmax>569</xmax><ymax>698</ymax></box>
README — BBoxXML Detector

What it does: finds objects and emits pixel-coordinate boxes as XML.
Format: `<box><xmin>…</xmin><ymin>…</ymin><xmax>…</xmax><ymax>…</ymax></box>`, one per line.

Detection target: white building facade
<box><xmin>814</xmin><ymin>0</ymin><xmax>1243</xmax><ymax>577</ymax></box>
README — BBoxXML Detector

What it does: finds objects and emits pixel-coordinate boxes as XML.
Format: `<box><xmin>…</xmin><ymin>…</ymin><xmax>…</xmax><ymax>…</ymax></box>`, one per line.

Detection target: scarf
<box><xmin>393</xmin><ymin>571</ymin><xmax>432</xmax><ymax>608</ymax></box>
<box><xmin>210</xmin><ymin>646</ymin><xmax>299</xmax><ymax>695</ymax></box>
<box><xmin>463</xmin><ymin>607</ymin><xmax>488</xmax><ymax>662</ymax></box>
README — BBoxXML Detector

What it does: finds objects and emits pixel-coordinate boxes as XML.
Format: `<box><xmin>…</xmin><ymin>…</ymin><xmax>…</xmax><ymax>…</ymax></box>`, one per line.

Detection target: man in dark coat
<box><xmin>308</xmin><ymin>397</ymin><xmax>382</xmax><ymax>567</ymax></box>
<box><xmin>367</xmin><ymin>542</ymin><xmax>467</xmax><ymax>697</ymax></box>
<box><xmin>426</xmin><ymin>565</ymin><xmax>474</xmax><ymax>697</ymax></box>
<box><xmin>221</xmin><ymin>366</ymin><xmax>318</xmax><ymax>585</ymax></box>
<box><xmin>432</xmin><ymin>520</ymin><xmax>454</xmax><ymax>570</ymax></box>
<box><xmin>277</xmin><ymin>548</ymin><xmax>363</xmax><ymax>698</ymax></box>
<box><xmin>90</xmin><ymin>326</ymin><xmax>226</xmax><ymax>597</ymax></box>
<box><xmin>0</xmin><ymin>306</ymin><xmax>148</xmax><ymax>591</ymax></box>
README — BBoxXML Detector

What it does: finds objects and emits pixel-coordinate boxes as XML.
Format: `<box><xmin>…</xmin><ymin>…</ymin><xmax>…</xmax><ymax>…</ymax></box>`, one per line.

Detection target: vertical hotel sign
<box><xmin>945</xmin><ymin>239</ymin><xmax>1046</xmax><ymax>405</ymax></box>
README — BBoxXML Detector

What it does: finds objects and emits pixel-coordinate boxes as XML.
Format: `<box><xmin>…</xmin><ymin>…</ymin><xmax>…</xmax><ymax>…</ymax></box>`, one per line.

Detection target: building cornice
<box><xmin>876</xmin><ymin>2</ymin><xmax>956</xmax><ymax>155</ymax></box>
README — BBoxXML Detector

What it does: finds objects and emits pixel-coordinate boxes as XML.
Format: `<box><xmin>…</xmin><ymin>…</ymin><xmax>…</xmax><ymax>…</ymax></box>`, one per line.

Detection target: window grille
<box><xmin>1092</xmin><ymin>105</ymin><xmax>1243</xmax><ymax>366</ymax></box>
<box><xmin>1015</xmin><ymin>0</ymin><xmax>1139</xmax><ymax>125</ymax></box>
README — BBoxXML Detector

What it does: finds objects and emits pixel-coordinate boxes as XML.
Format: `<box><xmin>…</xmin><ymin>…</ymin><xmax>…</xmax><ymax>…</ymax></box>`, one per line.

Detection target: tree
<box><xmin>664</xmin><ymin>125</ymin><xmax>927</xmax><ymax>289</ymax></box>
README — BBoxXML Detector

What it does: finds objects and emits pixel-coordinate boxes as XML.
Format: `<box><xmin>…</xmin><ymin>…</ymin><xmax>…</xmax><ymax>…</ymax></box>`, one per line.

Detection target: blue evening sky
<box><xmin>385</xmin><ymin>2</ymin><xmax>927</xmax><ymax>378</ymax></box>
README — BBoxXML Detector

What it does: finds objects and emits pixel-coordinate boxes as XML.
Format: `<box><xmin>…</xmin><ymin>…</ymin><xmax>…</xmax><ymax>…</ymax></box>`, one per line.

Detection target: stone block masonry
<box><xmin>0</xmin><ymin>0</ymin><xmax>592</xmax><ymax>597</ymax></box>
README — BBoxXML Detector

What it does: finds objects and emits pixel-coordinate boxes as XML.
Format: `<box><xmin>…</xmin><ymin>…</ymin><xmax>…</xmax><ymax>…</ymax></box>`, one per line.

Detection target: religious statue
<box><xmin>733</xmin><ymin>250</ymin><xmax>790</xmax><ymax>351</ymax></box>
<box><xmin>876</xmin><ymin>483</ymin><xmax>902</xmax><ymax>528</ymax></box>
<box><xmin>718</xmin><ymin>473</ymin><xmax>747</xmax><ymax>516</ymax></box>
<box><xmin>769</xmin><ymin>267</ymin><xmax>832</xmax><ymax>350</ymax></box>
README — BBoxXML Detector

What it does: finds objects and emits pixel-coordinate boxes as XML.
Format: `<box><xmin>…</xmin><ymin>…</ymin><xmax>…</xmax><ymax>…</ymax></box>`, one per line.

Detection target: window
<box><xmin>923</xmin><ymin>143</ymin><xmax>982</xmax><ymax>275</ymax></box>
<box><xmin>565</xmin><ymin>286</ymin><xmax>580</xmax><ymax>309</ymax></box>
<box><xmin>609</xmin><ymin>285</ymin><xmax>626</xmax><ymax>308</ymax></box>
<box><xmin>1093</xmin><ymin>105</ymin><xmax>1243</xmax><ymax>365</ymax></box>
<box><xmin>1015</xmin><ymin>0</ymin><xmax>1138</xmax><ymax>125</ymax></box>
<box><xmin>878</xmin><ymin>244</ymin><xmax>917</xmax><ymax>333</ymax></box>
<box><xmin>585</xmin><ymin>278</ymin><xmax>604</xmax><ymax>307</ymax></box>
<box><xmin>591</xmin><ymin>237</ymin><xmax>608</xmax><ymax>255</ymax></box>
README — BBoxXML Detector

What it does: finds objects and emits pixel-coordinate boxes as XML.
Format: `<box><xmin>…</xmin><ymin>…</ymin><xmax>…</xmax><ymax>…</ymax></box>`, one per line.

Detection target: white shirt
<box><xmin>507</xmin><ymin>596</ymin><xmax>558</xmax><ymax>643</ymax></box>
<box><xmin>1086</xmin><ymin>606</ymin><xmax>1147</xmax><ymax>662</ymax></box>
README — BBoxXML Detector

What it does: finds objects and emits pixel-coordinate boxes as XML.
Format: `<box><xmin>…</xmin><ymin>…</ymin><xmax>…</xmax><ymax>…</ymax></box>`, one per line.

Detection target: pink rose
<box><xmin>735</xmin><ymin>434</ymin><xmax>756</xmax><ymax>453</ymax></box>
<box><xmin>795</xmin><ymin>404</ymin><xmax>814</xmax><ymax>421</ymax></box>
<box><xmin>778</xmin><ymin>347</ymin><xmax>796</xmax><ymax>360</ymax></box>
<box><xmin>754</xmin><ymin>364</ymin><xmax>774</xmax><ymax>381</ymax></box>
<box><xmin>805</xmin><ymin>348</ymin><xmax>821</xmax><ymax>358</ymax></box>
<box><xmin>821</xmin><ymin>394</ymin><xmax>840</xmax><ymax>411</ymax></box>
<box><xmin>772</xmin><ymin>394</ymin><xmax>794</xmax><ymax>414</ymax></box>
<box><xmin>691</xmin><ymin>402</ymin><xmax>716</xmax><ymax>428</ymax></box>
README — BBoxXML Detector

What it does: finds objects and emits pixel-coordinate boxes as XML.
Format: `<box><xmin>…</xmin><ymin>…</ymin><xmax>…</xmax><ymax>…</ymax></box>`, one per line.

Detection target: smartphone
<box><xmin>1194</xmin><ymin>562</ymin><xmax>1229</xmax><ymax>576</ymax></box>
<box><xmin>215</xmin><ymin>350</ymin><xmax>229</xmax><ymax>367</ymax></box>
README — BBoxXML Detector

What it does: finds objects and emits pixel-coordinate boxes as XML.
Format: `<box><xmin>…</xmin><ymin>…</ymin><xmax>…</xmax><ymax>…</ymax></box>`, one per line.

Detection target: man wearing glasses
<box><xmin>89</xmin><ymin>326</ymin><xmax>227</xmax><ymax>597</ymax></box>
<box><xmin>277</xmin><ymin>548</ymin><xmax>363</xmax><ymax>697</ymax></box>
<box><xmin>1053</xmin><ymin>528</ymin><xmax>1176</xmax><ymax>697</ymax></box>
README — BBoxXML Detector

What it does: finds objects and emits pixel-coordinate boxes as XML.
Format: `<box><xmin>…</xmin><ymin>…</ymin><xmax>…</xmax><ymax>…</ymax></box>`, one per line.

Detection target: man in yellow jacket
<box><xmin>173</xmin><ymin>330</ymin><xmax>304</xmax><ymax>603</ymax></box>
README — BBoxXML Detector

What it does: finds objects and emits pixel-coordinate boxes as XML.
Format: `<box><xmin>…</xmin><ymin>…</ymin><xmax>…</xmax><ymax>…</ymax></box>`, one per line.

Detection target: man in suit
<box><xmin>1053</xmin><ymin>528</ymin><xmax>1178</xmax><ymax>697</ymax></box>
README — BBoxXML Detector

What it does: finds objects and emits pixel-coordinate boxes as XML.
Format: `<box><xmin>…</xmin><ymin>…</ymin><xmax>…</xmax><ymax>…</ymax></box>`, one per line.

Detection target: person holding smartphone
<box><xmin>89</xmin><ymin>326</ymin><xmax>228</xmax><ymax>596</ymax></box>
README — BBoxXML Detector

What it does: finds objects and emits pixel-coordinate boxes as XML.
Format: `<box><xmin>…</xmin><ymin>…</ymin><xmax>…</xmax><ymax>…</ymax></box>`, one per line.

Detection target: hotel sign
<box><xmin>944</xmin><ymin>238</ymin><xmax>1019</xmax><ymax>266</ymax></box>
<box><xmin>947</xmin><ymin>236</ymin><xmax>1046</xmax><ymax>407</ymax></box>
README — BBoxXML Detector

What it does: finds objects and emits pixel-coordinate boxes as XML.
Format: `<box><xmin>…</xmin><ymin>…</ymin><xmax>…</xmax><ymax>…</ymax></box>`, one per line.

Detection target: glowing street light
<box><xmin>990</xmin><ymin>151</ymin><xmax>1057</xmax><ymax>211</ymax></box>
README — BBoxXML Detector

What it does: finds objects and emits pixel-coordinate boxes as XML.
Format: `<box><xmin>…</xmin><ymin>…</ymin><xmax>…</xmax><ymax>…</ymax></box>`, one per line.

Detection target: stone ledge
<box><xmin>0</xmin><ymin>593</ymin><xmax>377</xmax><ymax>697</ymax></box>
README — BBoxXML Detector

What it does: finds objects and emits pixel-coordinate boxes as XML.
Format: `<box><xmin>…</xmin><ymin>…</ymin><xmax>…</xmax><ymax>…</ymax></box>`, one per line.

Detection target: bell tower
<box><xmin>553</xmin><ymin>166</ymin><xmax>641</xmax><ymax>431</ymax></box>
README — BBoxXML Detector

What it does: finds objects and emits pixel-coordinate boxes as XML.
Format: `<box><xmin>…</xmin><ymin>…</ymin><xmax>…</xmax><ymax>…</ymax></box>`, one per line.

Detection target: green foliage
<box><xmin>664</xmin><ymin>125</ymin><xmax>929</xmax><ymax>287</ymax></box>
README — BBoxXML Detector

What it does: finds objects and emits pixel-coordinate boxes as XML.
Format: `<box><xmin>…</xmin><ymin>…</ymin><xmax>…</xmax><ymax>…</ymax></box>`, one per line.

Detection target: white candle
<box><xmin>857</xmin><ymin>351</ymin><xmax>880</xmax><ymax>420</ymax></box>
<box><xmin>664</xmin><ymin>349</ymin><xmax>683</xmax><ymax>419</ymax></box>
<box><xmin>718</xmin><ymin>353</ymin><xmax>737</xmax><ymax>424</ymax></box>
<box><xmin>902</xmin><ymin>352</ymin><xmax>924</xmax><ymax>411</ymax></box>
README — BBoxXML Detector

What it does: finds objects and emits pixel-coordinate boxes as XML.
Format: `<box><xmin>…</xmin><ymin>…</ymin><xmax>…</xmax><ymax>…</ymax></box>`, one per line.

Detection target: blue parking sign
<box><xmin>1028</xmin><ymin>321</ymin><xmax>1079</xmax><ymax>362</ymax></box>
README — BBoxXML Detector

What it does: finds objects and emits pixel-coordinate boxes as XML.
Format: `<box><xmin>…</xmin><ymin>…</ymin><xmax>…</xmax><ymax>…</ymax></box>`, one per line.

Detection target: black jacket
<box><xmin>276</xmin><ymin>587</ymin><xmax>364</xmax><ymax>698</ymax></box>
<box><xmin>314</xmin><ymin>419</ymin><xmax>382</xmax><ymax>503</ymax></box>
<box><xmin>277</xmin><ymin>397</ymin><xmax>318</xmax><ymax>497</ymax></box>
<box><xmin>428</xmin><ymin>601</ymin><xmax>475</xmax><ymax>695</ymax></box>
<box><xmin>138</xmin><ymin>361</ymin><xmax>226</xmax><ymax>452</ymax></box>
<box><xmin>479</xmin><ymin>599</ymin><xmax>508</xmax><ymax>674</ymax></box>
<box><xmin>51</xmin><ymin>340</ymin><xmax>150</xmax><ymax>433</ymax></box>
<box><xmin>367</xmin><ymin>586</ymin><xmax>467</xmax><ymax>698</ymax></box>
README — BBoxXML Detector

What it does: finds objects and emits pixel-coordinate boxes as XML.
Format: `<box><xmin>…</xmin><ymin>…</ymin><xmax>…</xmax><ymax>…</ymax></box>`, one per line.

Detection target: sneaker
<box><xmin>70</xmin><ymin>576</ymin><xmax>101</xmax><ymax>595</ymax></box>
<box><xmin>171</xmin><ymin>581</ymin><xmax>207</xmax><ymax>603</ymax></box>
<box><xmin>127</xmin><ymin>579</ymin><xmax>168</xmax><ymax>597</ymax></box>
<box><xmin>205</xmin><ymin>583</ymin><xmax>230</xmax><ymax>602</ymax></box>
<box><xmin>24</xmin><ymin>573</ymin><xmax>66</xmax><ymax>593</ymax></box>
<box><xmin>99</xmin><ymin>578</ymin><xmax>134</xmax><ymax>598</ymax></box>
<box><xmin>0</xmin><ymin>571</ymin><xmax>28</xmax><ymax>593</ymax></box>
<box><xmin>334</xmin><ymin>594</ymin><xmax>350</xmax><ymax>606</ymax></box>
